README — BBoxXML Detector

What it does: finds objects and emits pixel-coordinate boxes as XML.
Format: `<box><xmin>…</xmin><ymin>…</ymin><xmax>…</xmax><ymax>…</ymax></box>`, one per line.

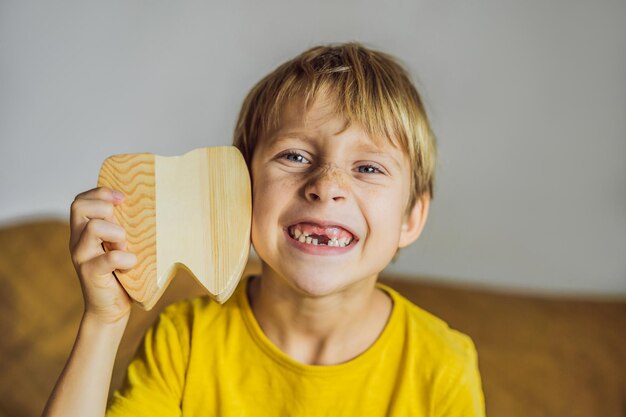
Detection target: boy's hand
<box><xmin>69</xmin><ymin>186</ymin><xmax>138</xmax><ymax>325</ymax></box>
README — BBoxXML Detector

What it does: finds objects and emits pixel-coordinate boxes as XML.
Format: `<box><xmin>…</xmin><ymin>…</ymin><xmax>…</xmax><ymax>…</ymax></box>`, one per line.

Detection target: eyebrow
<box><xmin>270</xmin><ymin>134</ymin><xmax>306</xmax><ymax>144</ymax></box>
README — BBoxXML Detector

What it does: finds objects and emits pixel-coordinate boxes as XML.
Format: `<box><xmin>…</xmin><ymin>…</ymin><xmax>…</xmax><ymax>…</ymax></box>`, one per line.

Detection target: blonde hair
<box><xmin>233</xmin><ymin>42</ymin><xmax>437</xmax><ymax>210</ymax></box>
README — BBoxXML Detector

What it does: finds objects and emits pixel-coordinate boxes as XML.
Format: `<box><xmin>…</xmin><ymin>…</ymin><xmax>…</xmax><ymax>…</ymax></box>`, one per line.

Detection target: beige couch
<box><xmin>1</xmin><ymin>220</ymin><xmax>624</xmax><ymax>417</ymax></box>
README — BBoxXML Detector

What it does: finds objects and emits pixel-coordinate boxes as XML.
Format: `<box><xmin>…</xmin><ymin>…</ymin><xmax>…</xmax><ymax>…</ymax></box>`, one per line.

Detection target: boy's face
<box><xmin>250</xmin><ymin>93</ymin><xmax>428</xmax><ymax>297</ymax></box>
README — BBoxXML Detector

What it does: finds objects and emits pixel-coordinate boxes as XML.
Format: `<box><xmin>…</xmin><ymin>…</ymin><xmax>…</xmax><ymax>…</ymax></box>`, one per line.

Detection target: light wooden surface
<box><xmin>97</xmin><ymin>147</ymin><xmax>251</xmax><ymax>310</ymax></box>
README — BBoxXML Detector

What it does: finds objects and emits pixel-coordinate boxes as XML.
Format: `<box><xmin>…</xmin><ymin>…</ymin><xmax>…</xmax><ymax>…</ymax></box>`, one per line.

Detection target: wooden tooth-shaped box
<box><xmin>97</xmin><ymin>146</ymin><xmax>251</xmax><ymax>310</ymax></box>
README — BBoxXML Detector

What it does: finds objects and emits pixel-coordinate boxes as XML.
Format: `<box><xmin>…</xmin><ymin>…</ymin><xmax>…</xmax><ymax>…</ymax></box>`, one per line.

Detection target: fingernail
<box><xmin>113</xmin><ymin>191</ymin><xmax>124</xmax><ymax>200</ymax></box>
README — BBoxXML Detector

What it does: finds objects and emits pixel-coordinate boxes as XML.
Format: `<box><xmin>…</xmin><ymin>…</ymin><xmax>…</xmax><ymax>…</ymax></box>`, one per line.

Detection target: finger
<box><xmin>104</xmin><ymin>241</ymin><xmax>128</xmax><ymax>252</ymax></box>
<box><xmin>71</xmin><ymin>186</ymin><xmax>125</xmax><ymax>233</ymax></box>
<box><xmin>79</xmin><ymin>250</ymin><xmax>137</xmax><ymax>281</ymax></box>
<box><xmin>69</xmin><ymin>199</ymin><xmax>121</xmax><ymax>249</ymax></box>
<box><xmin>74</xmin><ymin>186</ymin><xmax>125</xmax><ymax>202</ymax></box>
<box><xmin>72</xmin><ymin>218</ymin><xmax>127</xmax><ymax>265</ymax></box>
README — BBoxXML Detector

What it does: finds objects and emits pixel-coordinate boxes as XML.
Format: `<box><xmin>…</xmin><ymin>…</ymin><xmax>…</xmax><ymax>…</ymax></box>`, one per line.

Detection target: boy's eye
<box><xmin>357</xmin><ymin>165</ymin><xmax>383</xmax><ymax>174</ymax></box>
<box><xmin>277</xmin><ymin>152</ymin><xmax>384</xmax><ymax>175</ymax></box>
<box><xmin>280</xmin><ymin>151</ymin><xmax>310</xmax><ymax>164</ymax></box>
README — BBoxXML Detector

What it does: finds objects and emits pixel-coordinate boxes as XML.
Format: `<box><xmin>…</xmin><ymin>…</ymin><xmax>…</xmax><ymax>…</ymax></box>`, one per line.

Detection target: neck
<box><xmin>247</xmin><ymin>263</ymin><xmax>392</xmax><ymax>365</ymax></box>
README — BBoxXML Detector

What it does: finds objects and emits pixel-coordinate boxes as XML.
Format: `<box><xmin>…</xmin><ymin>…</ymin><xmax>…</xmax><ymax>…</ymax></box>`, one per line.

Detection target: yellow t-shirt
<box><xmin>107</xmin><ymin>276</ymin><xmax>485</xmax><ymax>416</ymax></box>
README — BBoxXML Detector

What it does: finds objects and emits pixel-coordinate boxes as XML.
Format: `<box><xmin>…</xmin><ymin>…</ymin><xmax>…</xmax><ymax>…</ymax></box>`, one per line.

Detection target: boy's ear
<box><xmin>398</xmin><ymin>193</ymin><xmax>430</xmax><ymax>248</ymax></box>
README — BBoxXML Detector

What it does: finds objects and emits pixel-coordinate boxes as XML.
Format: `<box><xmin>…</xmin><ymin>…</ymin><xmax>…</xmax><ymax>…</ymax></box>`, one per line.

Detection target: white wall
<box><xmin>1</xmin><ymin>0</ymin><xmax>625</xmax><ymax>296</ymax></box>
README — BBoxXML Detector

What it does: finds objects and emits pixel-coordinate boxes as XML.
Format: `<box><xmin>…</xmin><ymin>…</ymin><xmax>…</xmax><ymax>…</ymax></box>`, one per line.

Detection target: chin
<box><xmin>255</xmin><ymin>246</ymin><xmax>378</xmax><ymax>298</ymax></box>
<box><xmin>289</xmin><ymin>277</ymin><xmax>342</xmax><ymax>298</ymax></box>
<box><xmin>276</xmin><ymin>265</ymin><xmax>360</xmax><ymax>298</ymax></box>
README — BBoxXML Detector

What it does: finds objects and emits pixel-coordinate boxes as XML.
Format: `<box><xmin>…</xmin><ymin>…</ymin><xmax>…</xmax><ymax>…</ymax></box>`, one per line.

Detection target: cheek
<box><xmin>252</xmin><ymin>167</ymin><xmax>302</xmax><ymax>212</ymax></box>
<box><xmin>250</xmin><ymin>176</ymin><xmax>272</xmax><ymax>249</ymax></box>
<box><xmin>251</xmin><ymin>170</ymin><xmax>290</xmax><ymax>214</ymax></box>
<box><xmin>360</xmin><ymin>184</ymin><xmax>406</xmax><ymax>243</ymax></box>
<box><xmin>250</xmin><ymin>169</ymin><xmax>301</xmax><ymax>248</ymax></box>
<box><xmin>250</xmin><ymin>194</ymin><xmax>270</xmax><ymax>256</ymax></box>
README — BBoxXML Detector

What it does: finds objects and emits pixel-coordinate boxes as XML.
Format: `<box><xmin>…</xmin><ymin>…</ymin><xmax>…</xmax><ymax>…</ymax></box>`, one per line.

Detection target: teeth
<box><xmin>328</xmin><ymin>238</ymin><xmax>347</xmax><ymax>248</ymax></box>
<box><xmin>289</xmin><ymin>225</ymin><xmax>354</xmax><ymax>247</ymax></box>
<box><xmin>327</xmin><ymin>238</ymin><xmax>351</xmax><ymax>247</ymax></box>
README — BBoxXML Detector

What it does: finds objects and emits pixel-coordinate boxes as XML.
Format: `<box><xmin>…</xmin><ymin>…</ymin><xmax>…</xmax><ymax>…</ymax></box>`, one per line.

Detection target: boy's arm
<box><xmin>41</xmin><ymin>187</ymin><xmax>137</xmax><ymax>417</ymax></box>
<box><xmin>41</xmin><ymin>313</ymin><xmax>128</xmax><ymax>417</ymax></box>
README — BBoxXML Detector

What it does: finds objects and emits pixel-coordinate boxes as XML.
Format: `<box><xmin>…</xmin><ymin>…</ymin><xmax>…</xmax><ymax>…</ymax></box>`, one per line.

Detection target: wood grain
<box><xmin>98</xmin><ymin>153</ymin><xmax>158</xmax><ymax>308</ymax></box>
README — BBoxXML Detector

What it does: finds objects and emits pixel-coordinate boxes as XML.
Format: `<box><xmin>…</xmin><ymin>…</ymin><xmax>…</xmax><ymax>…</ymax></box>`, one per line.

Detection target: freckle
<box><xmin>315</xmin><ymin>164</ymin><xmax>348</xmax><ymax>188</ymax></box>
<box><xmin>328</xmin><ymin>168</ymin><xmax>349</xmax><ymax>188</ymax></box>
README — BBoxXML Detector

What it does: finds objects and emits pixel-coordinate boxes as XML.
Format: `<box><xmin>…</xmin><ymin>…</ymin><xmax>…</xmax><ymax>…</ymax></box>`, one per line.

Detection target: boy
<box><xmin>43</xmin><ymin>43</ymin><xmax>485</xmax><ymax>416</ymax></box>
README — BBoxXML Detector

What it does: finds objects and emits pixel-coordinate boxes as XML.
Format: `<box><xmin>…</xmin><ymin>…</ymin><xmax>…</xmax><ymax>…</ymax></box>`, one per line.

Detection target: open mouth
<box><xmin>287</xmin><ymin>223</ymin><xmax>357</xmax><ymax>248</ymax></box>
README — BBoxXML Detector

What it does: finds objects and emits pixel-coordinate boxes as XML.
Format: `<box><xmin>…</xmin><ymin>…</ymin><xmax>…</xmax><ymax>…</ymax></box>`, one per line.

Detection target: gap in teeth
<box><xmin>290</xmin><ymin>226</ymin><xmax>352</xmax><ymax>247</ymax></box>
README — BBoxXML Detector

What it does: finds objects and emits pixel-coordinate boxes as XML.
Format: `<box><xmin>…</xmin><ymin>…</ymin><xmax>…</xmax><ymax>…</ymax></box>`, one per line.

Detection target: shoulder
<box><xmin>380</xmin><ymin>283</ymin><xmax>478</xmax><ymax>369</ymax></box>
<box><xmin>380</xmin><ymin>283</ymin><xmax>485</xmax><ymax>414</ymax></box>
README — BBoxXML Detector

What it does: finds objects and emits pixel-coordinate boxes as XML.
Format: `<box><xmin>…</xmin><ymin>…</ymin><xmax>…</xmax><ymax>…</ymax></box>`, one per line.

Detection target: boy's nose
<box><xmin>304</xmin><ymin>164</ymin><xmax>349</xmax><ymax>203</ymax></box>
